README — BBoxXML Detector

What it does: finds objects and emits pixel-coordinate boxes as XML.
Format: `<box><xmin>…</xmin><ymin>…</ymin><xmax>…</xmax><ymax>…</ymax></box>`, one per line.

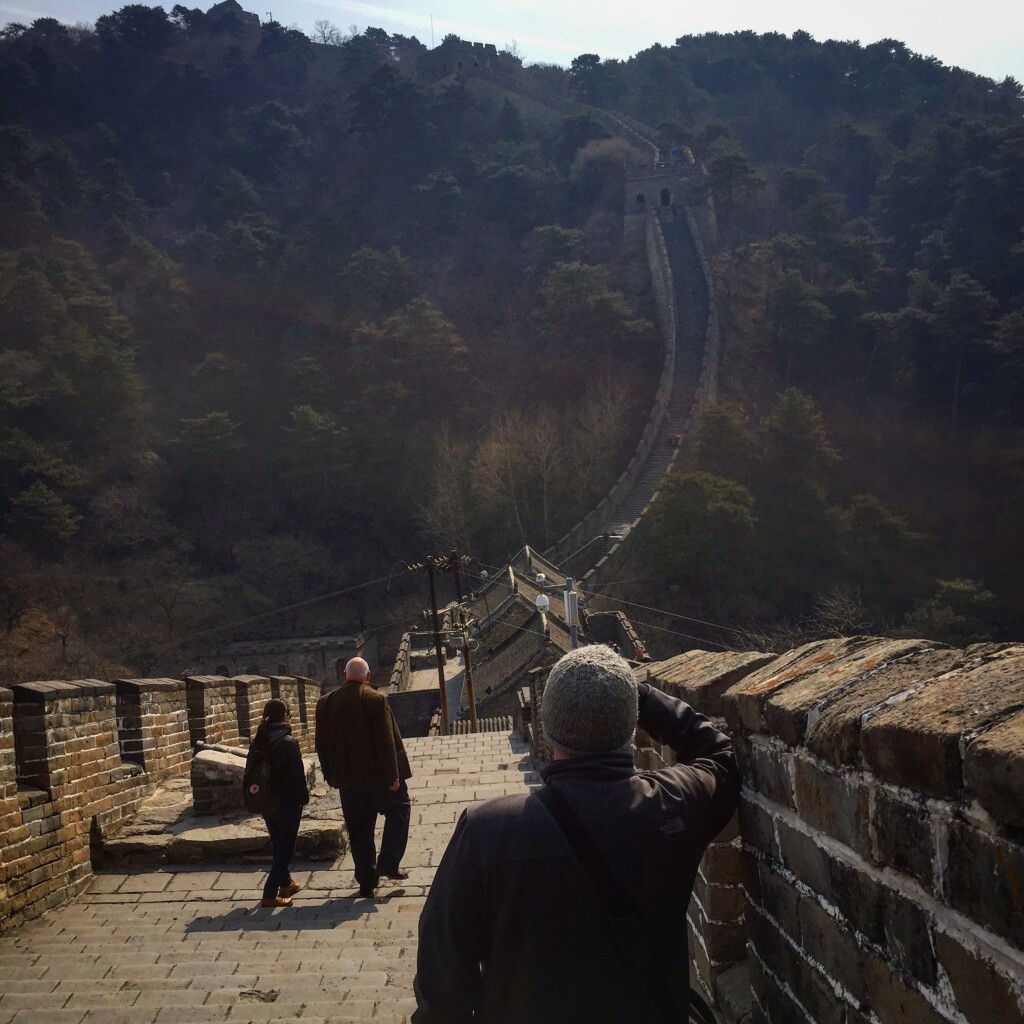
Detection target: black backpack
<box><xmin>242</xmin><ymin>736</ymin><xmax>284</xmax><ymax>815</ymax></box>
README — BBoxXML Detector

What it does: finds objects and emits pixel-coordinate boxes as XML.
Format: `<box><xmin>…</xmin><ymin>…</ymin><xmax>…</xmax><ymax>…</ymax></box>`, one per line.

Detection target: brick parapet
<box><xmin>706</xmin><ymin>636</ymin><xmax>1024</xmax><ymax>1023</ymax></box>
<box><xmin>184</xmin><ymin>675</ymin><xmax>239</xmax><ymax>748</ymax></box>
<box><xmin>114</xmin><ymin>678</ymin><xmax>191</xmax><ymax>777</ymax></box>
<box><xmin>232</xmin><ymin>674</ymin><xmax>272</xmax><ymax>743</ymax></box>
<box><xmin>1</xmin><ymin>668</ymin><xmax>333</xmax><ymax>931</ymax></box>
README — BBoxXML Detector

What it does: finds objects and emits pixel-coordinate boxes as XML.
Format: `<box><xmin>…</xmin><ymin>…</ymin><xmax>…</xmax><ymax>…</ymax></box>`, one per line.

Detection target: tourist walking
<box><xmin>315</xmin><ymin>657</ymin><xmax>412</xmax><ymax>897</ymax></box>
<box><xmin>412</xmin><ymin>644</ymin><xmax>740</xmax><ymax>1022</ymax></box>
<box><xmin>251</xmin><ymin>699</ymin><xmax>309</xmax><ymax>909</ymax></box>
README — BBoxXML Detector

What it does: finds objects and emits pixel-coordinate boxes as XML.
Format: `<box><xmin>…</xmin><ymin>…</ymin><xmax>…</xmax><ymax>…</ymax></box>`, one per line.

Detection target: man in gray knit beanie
<box><xmin>415</xmin><ymin>642</ymin><xmax>740</xmax><ymax>1023</ymax></box>
<box><xmin>542</xmin><ymin>643</ymin><xmax>638</xmax><ymax>754</ymax></box>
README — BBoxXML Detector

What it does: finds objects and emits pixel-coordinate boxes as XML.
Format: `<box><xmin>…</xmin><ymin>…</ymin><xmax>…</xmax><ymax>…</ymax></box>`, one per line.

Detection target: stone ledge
<box><xmin>12</xmin><ymin>679</ymin><xmax>116</xmax><ymax>702</ymax></box>
<box><xmin>861</xmin><ymin>645</ymin><xmax>1024</xmax><ymax>799</ymax></box>
<box><xmin>115</xmin><ymin>678</ymin><xmax>185</xmax><ymax>694</ymax></box>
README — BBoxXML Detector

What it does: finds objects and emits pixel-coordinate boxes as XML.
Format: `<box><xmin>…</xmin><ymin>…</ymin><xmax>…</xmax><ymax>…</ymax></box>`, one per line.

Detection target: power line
<box><xmin>119</xmin><ymin>571</ymin><xmax>404</xmax><ymax>663</ymax></box>
<box><xmin>620</xmin><ymin>615</ymin><xmax>734</xmax><ymax>652</ymax></box>
<box><xmin>579</xmin><ymin>588</ymin><xmax>746</xmax><ymax>636</ymax></box>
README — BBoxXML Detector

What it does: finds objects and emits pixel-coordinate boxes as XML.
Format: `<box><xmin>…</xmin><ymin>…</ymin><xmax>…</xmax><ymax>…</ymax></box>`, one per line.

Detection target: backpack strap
<box><xmin>536</xmin><ymin>783</ymin><xmax>708</xmax><ymax>1023</ymax></box>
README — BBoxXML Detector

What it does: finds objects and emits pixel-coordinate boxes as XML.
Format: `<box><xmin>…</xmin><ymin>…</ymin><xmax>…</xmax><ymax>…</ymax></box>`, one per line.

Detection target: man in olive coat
<box><xmin>315</xmin><ymin>657</ymin><xmax>412</xmax><ymax>897</ymax></box>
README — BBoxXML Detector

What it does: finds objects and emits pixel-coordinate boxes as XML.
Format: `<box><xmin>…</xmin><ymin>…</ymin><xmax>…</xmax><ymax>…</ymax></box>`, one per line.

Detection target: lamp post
<box><xmin>564</xmin><ymin>577</ymin><xmax>579</xmax><ymax>649</ymax></box>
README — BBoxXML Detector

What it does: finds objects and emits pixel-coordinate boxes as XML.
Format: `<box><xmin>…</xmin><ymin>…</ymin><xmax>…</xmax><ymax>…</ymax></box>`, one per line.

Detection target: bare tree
<box><xmin>310</xmin><ymin>19</ymin><xmax>342</xmax><ymax>45</ymax></box>
<box><xmin>417</xmin><ymin>423</ymin><xmax>472</xmax><ymax>552</ymax></box>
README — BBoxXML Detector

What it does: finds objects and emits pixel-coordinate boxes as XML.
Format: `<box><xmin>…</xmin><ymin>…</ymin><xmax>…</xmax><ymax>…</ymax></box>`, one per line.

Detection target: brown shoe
<box><xmin>278</xmin><ymin>882</ymin><xmax>302</xmax><ymax>898</ymax></box>
<box><xmin>261</xmin><ymin>896</ymin><xmax>293</xmax><ymax>908</ymax></box>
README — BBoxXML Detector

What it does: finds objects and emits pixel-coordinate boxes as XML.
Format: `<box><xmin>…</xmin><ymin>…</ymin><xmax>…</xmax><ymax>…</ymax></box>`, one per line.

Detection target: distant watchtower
<box><xmin>626</xmin><ymin>147</ymin><xmax>716</xmax><ymax>243</ymax></box>
<box><xmin>419</xmin><ymin>38</ymin><xmax>499</xmax><ymax>81</ymax></box>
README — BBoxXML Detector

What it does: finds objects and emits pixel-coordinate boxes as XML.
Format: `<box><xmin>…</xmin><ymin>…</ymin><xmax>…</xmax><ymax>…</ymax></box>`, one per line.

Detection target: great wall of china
<box><xmin>0</xmin><ymin>40</ymin><xmax>1021</xmax><ymax>1024</ymax></box>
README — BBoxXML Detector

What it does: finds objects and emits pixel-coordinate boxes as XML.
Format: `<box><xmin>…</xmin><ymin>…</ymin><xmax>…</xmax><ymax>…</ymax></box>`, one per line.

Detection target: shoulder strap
<box><xmin>535</xmin><ymin>783</ymin><xmax>633</xmax><ymax>918</ymax></box>
<box><xmin>536</xmin><ymin>783</ymin><xmax>713</xmax><ymax>1024</ymax></box>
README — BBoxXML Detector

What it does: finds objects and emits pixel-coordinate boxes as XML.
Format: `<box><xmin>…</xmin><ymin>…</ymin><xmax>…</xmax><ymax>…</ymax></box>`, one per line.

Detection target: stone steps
<box><xmin>0</xmin><ymin>731</ymin><xmax>537</xmax><ymax>1024</ymax></box>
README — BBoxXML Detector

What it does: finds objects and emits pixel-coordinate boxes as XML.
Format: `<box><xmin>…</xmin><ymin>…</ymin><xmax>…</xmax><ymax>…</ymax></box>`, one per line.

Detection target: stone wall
<box><xmin>0</xmin><ymin>673</ymin><xmax>317</xmax><ymax>931</ymax></box>
<box><xmin>643</xmin><ymin>638</ymin><xmax>1024</xmax><ymax>1023</ymax></box>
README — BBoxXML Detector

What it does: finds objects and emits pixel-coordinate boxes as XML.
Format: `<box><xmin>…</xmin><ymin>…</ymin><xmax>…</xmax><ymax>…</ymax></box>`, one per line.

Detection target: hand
<box><xmin>388</xmin><ymin>779</ymin><xmax>400</xmax><ymax>792</ymax></box>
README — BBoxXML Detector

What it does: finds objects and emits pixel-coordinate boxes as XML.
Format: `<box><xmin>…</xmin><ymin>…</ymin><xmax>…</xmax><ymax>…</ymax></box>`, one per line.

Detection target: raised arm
<box><xmin>637</xmin><ymin>681</ymin><xmax>740</xmax><ymax>838</ymax></box>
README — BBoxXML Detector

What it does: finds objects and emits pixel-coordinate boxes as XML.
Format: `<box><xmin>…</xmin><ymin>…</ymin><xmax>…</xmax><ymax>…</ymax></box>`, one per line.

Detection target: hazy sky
<box><xmin>4</xmin><ymin>0</ymin><xmax>1022</xmax><ymax>83</ymax></box>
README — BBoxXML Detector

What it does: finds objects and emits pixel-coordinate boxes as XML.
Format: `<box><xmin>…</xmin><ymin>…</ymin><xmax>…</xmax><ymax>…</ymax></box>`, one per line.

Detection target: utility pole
<box><xmin>409</xmin><ymin>557</ymin><xmax>451</xmax><ymax>736</ymax></box>
<box><xmin>448</xmin><ymin>551</ymin><xmax>478</xmax><ymax>732</ymax></box>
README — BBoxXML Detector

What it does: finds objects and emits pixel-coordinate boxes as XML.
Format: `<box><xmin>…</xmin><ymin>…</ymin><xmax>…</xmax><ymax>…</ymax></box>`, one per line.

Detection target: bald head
<box><xmin>344</xmin><ymin>657</ymin><xmax>370</xmax><ymax>682</ymax></box>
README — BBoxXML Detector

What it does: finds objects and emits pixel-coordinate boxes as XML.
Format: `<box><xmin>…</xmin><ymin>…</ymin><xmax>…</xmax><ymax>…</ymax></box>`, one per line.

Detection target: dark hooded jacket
<box><xmin>412</xmin><ymin>683</ymin><xmax>740</xmax><ymax>1024</ymax></box>
<box><xmin>259</xmin><ymin>723</ymin><xmax>309</xmax><ymax>808</ymax></box>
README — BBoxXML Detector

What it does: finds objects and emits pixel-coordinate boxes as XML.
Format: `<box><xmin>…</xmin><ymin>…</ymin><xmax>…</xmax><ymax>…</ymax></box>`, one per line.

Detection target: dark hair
<box><xmin>262</xmin><ymin>698</ymin><xmax>289</xmax><ymax>724</ymax></box>
<box><xmin>253</xmin><ymin>698</ymin><xmax>290</xmax><ymax>752</ymax></box>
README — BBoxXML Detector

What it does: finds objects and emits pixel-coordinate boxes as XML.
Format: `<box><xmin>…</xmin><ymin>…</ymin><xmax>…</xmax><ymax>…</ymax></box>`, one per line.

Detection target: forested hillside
<box><xmin>588</xmin><ymin>34</ymin><xmax>1024</xmax><ymax>647</ymax></box>
<box><xmin>0</xmin><ymin>7</ymin><xmax>657</xmax><ymax>679</ymax></box>
<box><xmin>1</xmin><ymin>8</ymin><xmax>1023</xmax><ymax>677</ymax></box>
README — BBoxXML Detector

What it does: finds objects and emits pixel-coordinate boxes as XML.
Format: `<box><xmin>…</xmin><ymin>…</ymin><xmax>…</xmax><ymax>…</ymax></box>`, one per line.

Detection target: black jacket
<box><xmin>412</xmin><ymin>684</ymin><xmax>740</xmax><ymax>1024</ymax></box>
<box><xmin>262</xmin><ymin>724</ymin><xmax>310</xmax><ymax>808</ymax></box>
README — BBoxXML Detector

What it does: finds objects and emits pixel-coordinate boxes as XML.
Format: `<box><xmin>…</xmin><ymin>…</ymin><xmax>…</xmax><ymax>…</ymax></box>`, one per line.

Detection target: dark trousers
<box><xmin>339</xmin><ymin>782</ymin><xmax>411</xmax><ymax>889</ymax></box>
<box><xmin>262</xmin><ymin>801</ymin><xmax>302</xmax><ymax>899</ymax></box>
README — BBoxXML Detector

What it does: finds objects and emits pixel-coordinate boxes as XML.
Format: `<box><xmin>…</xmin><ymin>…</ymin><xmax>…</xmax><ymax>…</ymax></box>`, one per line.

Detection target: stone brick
<box><xmin>756</xmin><ymin>861</ymin><xmax>800</xmax><ymax>936</ymax></box>
<box><xmin>648</xmin><ymin>650</ymin><xmax>775</xmax><ymax>717</ymax></box>
<box><xmin>702</xmin><ymin>840</ymin><xmax>744</xmax><ymax>885</ymax></box>
<box><xmin>861</xmin><ymin>645</ymin><xmax>1024</xmax><ymax>798</ymax></box>
<box><xmin>693</xmin><ymin>871</ymin><xmax>747</xmax><ymax>923</ymax></box>
<box><xmin>797</xmin><ymin>895</ymin><xmax>867</xmax><ymax>1005</ymax></box>
<box><xmin>824</xmin><ymin>853</ymin><xmax>882</xmax><ymax>946</ymax></box>
<box><xmin>792</xmin><ymin>755</ymin><xmax>870</xmax><ymax>856</ymax></box>
<box><xmin>870</xmin><ymin>788</ymin><xmax>934</xmax><ymax>890</ymax></box>
<box><xmin>804</xmin><ymin>647</ymin><xmax>965</xmax><ymax>768</ymax></box>
<box><xmin>747</xmin><ymin>741</ymin><xmax>795</xmax><ymax>810</ymax></box>
<box><xmin>862</xmin><ymin>953</ymin><xmax>948</xmax><ymax>1024</ymax></box>
<box><xmin>722</xmin><ymin>638</ymin><xmax>870</xmax><ymax>737</ymax></box>
<box><xmin>776</xmin><ymin>818</ymin><xmax>831</xmax><ymax>899</ymax></box>
<box><xmin>934</xmin><ymin>928</ymin><xmax>1024</xmax><ymax>1024</ymax></box>
<box><xmin>752</xmin><ymin>940</ymin><xmax>815</xmax><ymax>1024</ymax></box>
<box><xmin>963</xmin><ymin>710</ymin><xmax>1024</xmax><ymax>831</ymax></box>
<box><xmin>763</xmin><ymin>639</ymin><xmax>931</xmax><ymax>748</ymax></box>
<box><xmin>946</xmin><ymin>819</ymin><xmax>1024</xmax><ymax>950</ymax></box>
<box><xmin>738</xmin><ymin>797</ymin><xmax>778</xmax><ymax>864</ymax></box>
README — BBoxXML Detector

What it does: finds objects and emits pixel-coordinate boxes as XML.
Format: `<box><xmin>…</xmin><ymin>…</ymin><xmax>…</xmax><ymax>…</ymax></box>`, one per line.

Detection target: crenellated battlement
<box><xmin>0</xmin><ymin>673</ymin><xmax>317</xmax><ymax>931</ymax></box>
<box><xmin>638</xmin><ymin>637</ymin><xmax>1024</xmax><ymax>1021</ymax></box>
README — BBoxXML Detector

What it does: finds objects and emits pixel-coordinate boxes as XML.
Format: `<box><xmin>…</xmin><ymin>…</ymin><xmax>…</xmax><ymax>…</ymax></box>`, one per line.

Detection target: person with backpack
<box><xmin>245</xmin><ymin>698</ymin><xmax>310</xmax><ymax>908</ymax></box>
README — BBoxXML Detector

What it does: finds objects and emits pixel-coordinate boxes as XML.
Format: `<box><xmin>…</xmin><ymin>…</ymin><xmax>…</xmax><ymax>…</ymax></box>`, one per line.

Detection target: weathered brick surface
<box><xmin>861</xmin><ymin>645</ymin><xmax>1024</xmax><ymax>798</ymax></box>
<box><xmin>797</xmin><ymin>895</ymin><xmax>867</xmax><ymax>1006</ymax></box>
<box><xmin>804</xmin><ymin>647</ymin><xmax>966</xmax><ymax>767</ymax></box>
<box><xmin>647</xmin><ymin>650</ymin><xmax>774</xmax><ymax>717</ymax></box>
<box><xmin>946</xmin><ymin>819</ymin><xmax>1024</xmax><ymax>951</ymax></box>
<box><xmin>693</xmin><ymin>869</ymin><xmax>746</xmax><ymax>922</ymax></box>
<box><xmin>963</xmin><ymin>709</ymin><xmax>1024</xmax><ymax>830</ymax></box>
<box><xmin>184</xmin><ymin>675</ymin><xmax>238</xmax><ymax>748</ymax></box>
<box><xmin>862</xmin><ymin>953</ymin><xmax>949</xmax><ymax>1024</ymax></box>
<box><xmin>747</xmin><ymin>739</ymin><xmax>795</xmax><ymax>809</ymax></box>
<box><xmin>114</xmin><ymin>679</ymin><xmax>190</xmax><ymax>777</ymax></box>
<box><xmin>775</xmin><ymin>817</ymin><xmax>831</xmax><ymax>898</ymax></box>
<box><xmin>232</xmin><ymin>675</ymin><xmax>272</xmax><ymax>742</ymax></box>
<box><xmin>762</xmin><ymin>638</ymin><xmax>932</xmax><ymax>748</ymax></box>
<box><xmin>934</xmin><ymin>928</ymin><xmax>1024</xmax><ymax>1024</ymax></box>
<box><xmin>792</xmin><ymin>755</ymin><xmax>871</xmax><ymax>856</ymax></box>
<box><xmin>722</xmin><ymin>638</ymin><xmax>870</xmax><ymax>737</ymax></box>
<box><xmin>869</xmin><ymin>788</ymin><xmax>934</xmax><ymax>889</ymax></box>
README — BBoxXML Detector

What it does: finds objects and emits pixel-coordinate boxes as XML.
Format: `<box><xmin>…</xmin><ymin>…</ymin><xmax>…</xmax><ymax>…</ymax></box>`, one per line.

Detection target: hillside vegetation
<box><xmin>1</xmin><ymin>9</ymin><xmax>1023</xmax><ymax>676</ymax></box>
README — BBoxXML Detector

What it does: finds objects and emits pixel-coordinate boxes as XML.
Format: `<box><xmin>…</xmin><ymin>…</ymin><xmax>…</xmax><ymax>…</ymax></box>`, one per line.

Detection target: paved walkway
<box><xmin>0</xmin><ymin>732</ymin><xmax>538</xmax><ymax>1024</ymax></box>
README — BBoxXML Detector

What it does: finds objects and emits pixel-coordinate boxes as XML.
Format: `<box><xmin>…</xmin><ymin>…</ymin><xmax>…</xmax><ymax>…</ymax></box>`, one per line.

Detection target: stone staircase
<box><xmin>0</xmin><ymin>731</ymin><xmax>538</xmax><ymax>1024</ymax></box>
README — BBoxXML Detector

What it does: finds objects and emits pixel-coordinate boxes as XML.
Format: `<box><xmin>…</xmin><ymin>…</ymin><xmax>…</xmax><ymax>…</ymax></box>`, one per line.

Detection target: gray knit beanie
<box><xmin>541</xmin><ymin>645</ymin><xmax>638</xmax><ymax>755</ymax></box>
